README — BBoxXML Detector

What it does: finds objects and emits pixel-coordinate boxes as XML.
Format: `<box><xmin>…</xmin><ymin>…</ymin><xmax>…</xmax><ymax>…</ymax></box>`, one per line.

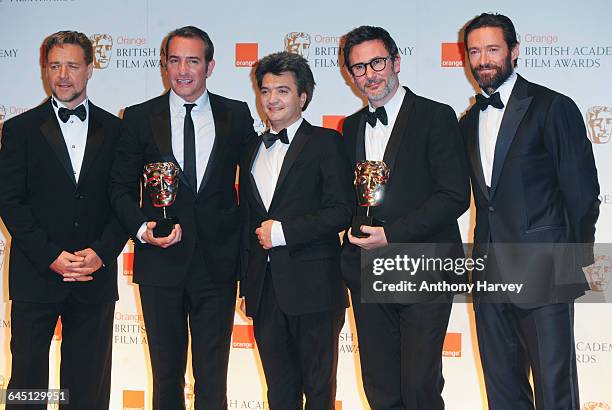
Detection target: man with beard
<box><xmin>460</xmin><ymin>13</ymin><xmax>600</xmax><ymax>410</ymax></box>
<box><xmin>341</xmin><ymin>26</ymin><xmax>470</xmax><ymax>409</ymax></box>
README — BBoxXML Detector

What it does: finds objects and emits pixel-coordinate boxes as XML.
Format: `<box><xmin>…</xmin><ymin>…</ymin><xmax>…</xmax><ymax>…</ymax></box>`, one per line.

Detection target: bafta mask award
<box><xmin>143</xmin><ymin>162</ymin><xmax>180</xmax><ymax>237</ymax></box>
<box><xmin>352</xmin><ymin>160</ymin><xmax>390</xmax><ymax>238</ymax></box>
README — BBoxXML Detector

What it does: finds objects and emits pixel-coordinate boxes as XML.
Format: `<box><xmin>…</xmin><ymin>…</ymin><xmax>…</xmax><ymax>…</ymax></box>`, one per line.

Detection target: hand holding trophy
<box><xmin>143</xmin><ymin>162</ymin><xmax>180</xmax><ymax>237</ymax></box>
<box><xmin>352</xmin><ymin>160</ymin><xmax>390</xmax><ymax>238</ymax></box>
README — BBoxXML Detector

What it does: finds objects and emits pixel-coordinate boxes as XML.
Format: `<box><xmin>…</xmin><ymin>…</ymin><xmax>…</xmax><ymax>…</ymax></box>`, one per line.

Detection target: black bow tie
<box><xmin>475</xmin><ymin>92</ymin><xmax>504</xmax><ymax>111</ymax></box>
<box><xmin>365</xmin><ymin>106</ymin><xmax>388</xmax><ymax>128</ymax></box>
<box><xmin>58</xmin><ymin>105</ymin><xmax>87</xmax><ymax>123</ymax></box>
<box><xmin>262</xmin><ymin>129</ymin><xmax>289</xmax><ymax>149</ymax></box>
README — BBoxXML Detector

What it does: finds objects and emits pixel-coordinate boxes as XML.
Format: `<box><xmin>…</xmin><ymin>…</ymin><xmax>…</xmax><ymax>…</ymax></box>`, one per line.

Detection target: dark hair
<box><xmin>464</xmin><ymin>13</ymin><xmax>519</xmax><ymax>64</ymax></box>
<box><xmin>343</xmin><ymin>26</ymin><xmax>399</xmax><ymax>68</ymax></box>
<box><xmin>255</xmin><ymin>51</ymin><xmax>315</xmax><ymax>111</ymax></box>
<box><xmin>44</xmin><ymin>31</ymin><xmax>93</xmax><ymax>65</ymax></box>
<box><xmin>165</xmin><ymin>26</ymin><xmax>214</xmax><ymax>62</ymax></box>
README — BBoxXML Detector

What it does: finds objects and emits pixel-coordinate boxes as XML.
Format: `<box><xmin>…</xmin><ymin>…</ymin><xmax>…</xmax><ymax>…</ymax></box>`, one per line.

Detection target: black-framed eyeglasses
<box><xmin>349</xmin><ymin>56</ymin><xmax>393</xmax><ymax>77</ymax></box>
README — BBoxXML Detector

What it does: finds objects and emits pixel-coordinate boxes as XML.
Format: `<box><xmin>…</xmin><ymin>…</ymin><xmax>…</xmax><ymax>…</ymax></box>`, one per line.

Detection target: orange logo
<box><xmin>235</xmin><ymin>43</ymin><xmax>258</xmax><ymax>67</ymax></box>
<box><xmin>53</xmin><ymin>318</ymin><xmax>62</xmax><ymax>341</ymax></box>
<box><xmin>123</xmin><ymin>390</ymin><xmax>145</xmax><ymax>410</ymax></box>
<box><xmin>322</xmin><ymin>115</ymin><xmax>345</xmax><ymax>133</ymax></box>
<box><xmin>442</xmin><ymin>332</ymin><xmax>461</xmax><ymax>357</ymax></box>
<box><xmin>335</xmin><ymin>400</ymin><xmax>342</xmax><ymax>410</ymax></box>
<box><xmin>232</xmin><ymin>324</ymin><xmax>255</xmax><ymax>349</ymax></box>
<box><xmin>441</xmin><ymin>43</ymin><xmax>465</xmax><ymax>68</ymax></box>
<box><xmin>123</xmin><ymin>252</ymin><xmax>134</xmax><ymax>276</ymax></box>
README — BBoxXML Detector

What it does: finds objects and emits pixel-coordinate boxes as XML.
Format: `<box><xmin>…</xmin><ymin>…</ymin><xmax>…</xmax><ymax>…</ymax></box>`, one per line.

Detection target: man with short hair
<box><xmin>340</xmin><ymin>26</ymin><xmax>470</xmax><ymax>410</ymax></box>
<box><xmin>460</xmin><ymin>13</ymin><xmax>600</xmax><ymax>410</ymax></box>
<box><xmin>110</xmin><ymin>26</ymin><xmax>257</xmax><ymax>409</ymax></box>
<box><xmin>239</xmin><ymin>51</ymin><xmax>352</xmax><ymax>409</ymax></box>
<box><xmin>0</xmin><ymin>30</ymin><xmax>126</xmax><ymax>409</ymax></box>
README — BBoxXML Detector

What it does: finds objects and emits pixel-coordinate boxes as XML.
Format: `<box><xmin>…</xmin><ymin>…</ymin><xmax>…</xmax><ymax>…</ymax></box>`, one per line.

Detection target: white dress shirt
<box><xmin>137</xmin><ymin>89</ymin><xmax>216</xmax><ymax>242</ymax></box>
<box><xmin>51</xmin><ymin>97</ymin><xmax>89</xmax><ymax>182</ymax></box>
<box><xmin>251</xmin><ymin>117</ymin><xmax>303</xmax><ymax>247</ymax></box>
<box><xmin>365</xmin><ymin>86</ymin><xmax>406</xmax><ymax>161</ymax></box>
<box><xmin>478</xmin><ymin>71</ymin><xmax>517</xmax><ymax>187</ymax></box>
<box><xmin>169</xmin><ymin>89</ymin><xmax>216</xmax><ymax>188</ymax></box>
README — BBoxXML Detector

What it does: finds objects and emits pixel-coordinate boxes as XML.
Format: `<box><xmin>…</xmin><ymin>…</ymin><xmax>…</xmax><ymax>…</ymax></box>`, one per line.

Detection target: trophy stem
<box><xmin>163</xmin><ymin>206</ymin><xmax>167</xmax><ymax>219</ymax></box>
<box><xmin>366</xmin><ymin>206</ymin><xmax>370</xmax><ymax>217</ymax></box>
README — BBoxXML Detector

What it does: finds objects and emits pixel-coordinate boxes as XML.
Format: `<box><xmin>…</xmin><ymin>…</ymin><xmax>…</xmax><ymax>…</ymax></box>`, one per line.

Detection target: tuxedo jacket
<box><xmin>0</xmin><ymin>99</ymin><xmax>126</xmax><ymax>304</ymax></box>
<box><xmin>341</xmin><ymin>87</ymin><xmax>471</xmax><ymax>297</ymax></box>
<box><xmin>460</xmin><ymin>74</ymin><xmax>600</xmax><ymax>303</ymax></box>
<box><xmin>240</xmin><ymin>120</ymin><xmax>353</xmax><ymax>317</ymax></box>
<box><xmin>111</xmin><ymin>92</ymin><xmax>256</xmax><ymax>286</ymax></box>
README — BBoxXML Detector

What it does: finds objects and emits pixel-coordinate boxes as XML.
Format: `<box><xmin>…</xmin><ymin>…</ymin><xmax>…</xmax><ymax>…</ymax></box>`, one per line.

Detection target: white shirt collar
<box><xmin>270</xmin><ymin>117</ymin><xmax>303</xmax><ymax>144</ymax></box>
<box><xmin>368</xmin><ymin>85</ymin><xmax>405</xmax><ymax>118</ymax></box>
<box><xmin>169</xmin><ymin>89</ymin><xmax>211</xmax><ymax>114</ymax></box>
<box><xmin>482</xmin><ymin>71</ymin><xmax>517</xmax><ymax>107</ymax></box>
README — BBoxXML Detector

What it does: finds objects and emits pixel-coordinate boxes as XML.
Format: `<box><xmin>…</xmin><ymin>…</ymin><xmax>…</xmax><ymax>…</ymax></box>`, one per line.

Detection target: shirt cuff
<box><xmin>271</xmin><ymin>221</ymin><xmax>286</xmax><ymax>247</ymax></box>
<box><xmin>136</xmin><ymin>222</ymin><xmax>148</xmax><ymax>244</ymax></box>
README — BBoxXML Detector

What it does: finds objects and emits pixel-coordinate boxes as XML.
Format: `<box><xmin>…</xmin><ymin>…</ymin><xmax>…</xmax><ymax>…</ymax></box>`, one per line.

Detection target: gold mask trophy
<box><xmin>352</xmin><ymin>160</ymin><xmax>390</xmax><ymax>238</ymax></box>
<box><xmin>143</xmin><ymin>162</ymin><xmax>180</xmax><ymax>237</ymax></box>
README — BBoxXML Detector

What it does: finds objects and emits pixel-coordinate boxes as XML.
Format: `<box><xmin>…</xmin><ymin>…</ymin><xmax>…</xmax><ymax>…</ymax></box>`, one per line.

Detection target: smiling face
<box><xmin>259</xmin><ymin>71</ymin><xmax>306</xmax><ymax>131</ymax></box>
<box><xmin>166</xmin><ymin>36</ymin><xmax>215</xmax><ymax>102</ymax></box>
<box><xmin>46</xmin><ymin>44</ymin><xmax>92</xmax><ymax>109</ymax></box>
<box><xmin>347</xmin><ymin>39</ymin><xmax>400</xmax><ymax>108</ymax></box>
<box><xmin>466</xmin><ymin>26</ymin><xmax>518</xmax><ymax>95</ymax></box>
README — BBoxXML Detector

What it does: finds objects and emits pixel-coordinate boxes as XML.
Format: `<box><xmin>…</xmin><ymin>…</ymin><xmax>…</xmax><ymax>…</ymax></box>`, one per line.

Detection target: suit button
<box><xmin>74</xmin><ymin>222</ymin><xmax>79</xmax><ymax>228</ymax></box>
<box><xmin>488</xmin><ymin>206</ymin><xmax>494</xmax><ymax>212</ymax></box>
<box><xmin>75</xmin><ymin>194</ymin><xmax>85</xmax><ymax>200</ymax></box>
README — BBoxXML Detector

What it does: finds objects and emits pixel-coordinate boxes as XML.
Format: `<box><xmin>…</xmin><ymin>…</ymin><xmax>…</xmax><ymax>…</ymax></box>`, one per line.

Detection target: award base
<box><xmin>352</xmin><ymin>215</ymin><xmax>383</xmax><ymax>238</ymax></box>
<box><xmin>153</xmin><ymin>217</ymin><xmax>179</xmax><ymax>238</ymax></box>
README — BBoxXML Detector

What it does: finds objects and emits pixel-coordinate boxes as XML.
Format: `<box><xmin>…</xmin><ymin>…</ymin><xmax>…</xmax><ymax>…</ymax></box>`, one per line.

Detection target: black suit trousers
<box><xmin>7</xmin><ymin>296</ymin><xmax>114</xmax><ymax>410</ymax></box>
<box><xmin>351</xmin><ymin>290</ymin><xmax>452</xmax><ymax>410</ymax></box>
<box><xmin>138</xmin><ymin>245</ymin><xmax>236</xmax><ymax>410</ymax></box>
<box><xmin>475</xmin><ymin>302</ymin><xmax>580</xmax><ymax>410</ymax></box>
<box><xmin>253</xmin><ymin>267</ymin><xmax>345</xmax><ymax>410</ymax></box>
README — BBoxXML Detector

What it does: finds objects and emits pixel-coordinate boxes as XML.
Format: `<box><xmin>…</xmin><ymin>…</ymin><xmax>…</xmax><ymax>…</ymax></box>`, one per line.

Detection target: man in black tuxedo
<box><xmin>239</xmin><ymin>51</ymin><xmax>352</xmax><ymax>409</ymax></box>
<box><xmin>460</xmin><ymin>13</ymin><xmax>600</xmax><ymax>410</ymax></box>
<box><xmin>0</xmin><ymin>31</ymin><xmax>126</xmax><ymax>409</ymax></box>
<box><xmin>340</xmin><ymin>26</ymin><xmax>470</xmax><ymax>410</ymax></box>
<box><xmin>110</xmin><ymin>26</ymin><xmax>256</xmax><ymax>409</ymax></box>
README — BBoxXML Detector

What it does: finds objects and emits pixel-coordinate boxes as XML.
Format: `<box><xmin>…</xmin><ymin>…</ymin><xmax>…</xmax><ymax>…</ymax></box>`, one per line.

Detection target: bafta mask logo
<box><xmin>0</xmin><ymin>104</ymin><xmax>6</xmax><ymax>134</ymax></box>
<box><xmin>284</xmin><ymin>32</ymin><xmax>311</xmax><ymax>58</ymax></box>
<box><xmin>586</xmin><ymin>106</ymin><xmax>612</xmax><ymax>144</ymax></box>
<box><xmin>582</xmin><ymin>402</ymin><xmax>611</xmax><ymax>410</ymax></box>
<box><xmin>90</xmin><ymin>34</ymin><xmax>113</xmax><ymax>69</ymax></box>
<box><xmin>354</xmin><ymin>160</ymin><xmax>390</xmax><ymax>207</ymax></box>
<box><xmin>584</xmin><ymin>254</ymin><xmax>612</xmax><ymax>291</ymax></box>
<box><xmin>143</xmin><ymin>162</ymin><xmax>179</xmax><ymax>207</ymax></box>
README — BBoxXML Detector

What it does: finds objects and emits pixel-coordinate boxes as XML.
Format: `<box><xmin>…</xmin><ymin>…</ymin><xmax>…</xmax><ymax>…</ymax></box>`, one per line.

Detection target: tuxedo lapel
<box><xmin>269</xmin><ymin>120</ymin><xmax>311</xmax><ymax>212</ymax></box>
<box><xmin>148</xmin><ymin>93</ymin><xmax>190</xmax><ymax>190</ymax></box>
<box><xmin>247</xmin><ymin>140</ymin><xmax>267</xmax><ymax>213</ymax></box>
<box><xmin>355</xmin><ymin>112</ymin><xmax>366</xmax><ymax>163</ymax></box>
<box><xmin>465</xmin><ymin>107</ymin><xmax>490</xmax><ymax>201</ymax></box>
<box><xmin>77</xmin><ymin>103</ymin><xmax>105</xmax><ymax>187</ymax></box>
<box><xmin>490</xmin><ymin>75</ymin><xmax>532</xmax><ymax>196</ymax></box>
<box><xmin>198</xmin><ymin>92</ymin><xmax>225</xmax><ymax>195</ymax></box>
<box><xmin>39</xmin><ymin>100</ymin><xmax>76</xmax><ymax>185</ymax></box>
<box><xmin>382</xmin><ymin>86</ymin><xmax>415</xmax><ymax>176</ymax></box>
